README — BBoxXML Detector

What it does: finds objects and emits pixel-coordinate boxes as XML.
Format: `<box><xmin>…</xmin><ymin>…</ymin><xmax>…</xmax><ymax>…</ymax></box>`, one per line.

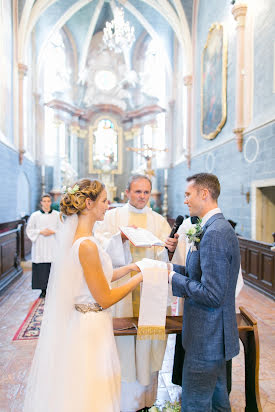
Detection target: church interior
<box><xmin>0</xmin><ymin>0</ymin><xmax>274</xmax><ymax>410</ymax></box>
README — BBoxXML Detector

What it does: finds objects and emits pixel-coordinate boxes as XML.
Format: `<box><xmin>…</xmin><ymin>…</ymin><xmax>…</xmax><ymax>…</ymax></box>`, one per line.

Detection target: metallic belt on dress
<box><xmin>74</xmin><ymin>303</ymin><xmax>103</xmax><ymax>313</ymax></box>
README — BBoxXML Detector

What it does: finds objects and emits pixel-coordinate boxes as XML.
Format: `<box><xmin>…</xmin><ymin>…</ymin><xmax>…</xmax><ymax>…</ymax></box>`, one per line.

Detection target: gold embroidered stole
<box><xmin>128</xmin><ymin>212</ymin><xmax>147</xmax><ymax>317</ymax></box>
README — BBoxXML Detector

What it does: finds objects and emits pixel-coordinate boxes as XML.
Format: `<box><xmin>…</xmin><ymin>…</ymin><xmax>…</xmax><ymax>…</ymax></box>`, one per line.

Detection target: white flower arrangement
<box><xmin>185</xmin><ymin>218</ymin><xmax>203</xmax><ymax>244</ymax></box>
<box><xmin>62</xmin><ymin>184</ymin><xmax>79</xmax><ymax>195</ymax></box>
<box><xmin>149</xmin><ymin>401</ymin><xmax>181</xmax><ymax>412</ymax></box>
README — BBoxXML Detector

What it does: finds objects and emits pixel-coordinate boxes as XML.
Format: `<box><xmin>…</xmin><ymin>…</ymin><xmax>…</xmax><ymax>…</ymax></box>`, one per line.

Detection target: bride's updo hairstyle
<box><xmin>60</xmin><ymin>179</ymin><xmax>105</xmax><ymax>216</ymax></box>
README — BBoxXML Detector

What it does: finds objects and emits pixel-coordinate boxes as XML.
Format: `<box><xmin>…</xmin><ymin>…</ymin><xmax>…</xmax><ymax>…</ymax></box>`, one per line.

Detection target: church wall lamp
<box><xmin>240</xmin><ymin>184</ymin><xmax>250</xmax><ymax>204</ymax></box>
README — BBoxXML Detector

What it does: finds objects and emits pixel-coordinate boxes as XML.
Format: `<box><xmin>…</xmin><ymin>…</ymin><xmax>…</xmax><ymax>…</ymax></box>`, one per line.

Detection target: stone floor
<box><xmin>0</xmin><ymin>271</ymin><xmax>274</xmax><ymax>411</ymax></box>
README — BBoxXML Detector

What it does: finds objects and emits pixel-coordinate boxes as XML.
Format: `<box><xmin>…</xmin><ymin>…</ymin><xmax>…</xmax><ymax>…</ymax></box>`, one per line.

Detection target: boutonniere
<box><xmin>185</xmin><ymin>218</ymin><xmax>203</xmax><ymax>251</ymax></box>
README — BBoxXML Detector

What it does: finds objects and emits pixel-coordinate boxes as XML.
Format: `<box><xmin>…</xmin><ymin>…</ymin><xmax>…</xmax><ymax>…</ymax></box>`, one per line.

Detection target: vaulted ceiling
<box><xmin>18</xmin><ymin>0</ymin><xmax>194</xmax><ymax>75</ymax></box>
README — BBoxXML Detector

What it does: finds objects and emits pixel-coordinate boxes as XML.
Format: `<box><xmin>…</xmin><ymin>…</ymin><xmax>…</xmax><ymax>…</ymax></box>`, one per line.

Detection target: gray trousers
<box><xmin>181</xmin><ymin>353</ymin><xmax>231</xmax><ymax>412</ymax></box>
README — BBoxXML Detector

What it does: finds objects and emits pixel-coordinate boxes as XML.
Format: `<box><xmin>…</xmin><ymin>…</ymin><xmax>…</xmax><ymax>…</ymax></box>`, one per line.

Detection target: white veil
<box><xmin>23</xmin><ymin>214</ymin><xmax>79</xmax><ymax>411</ymax></box>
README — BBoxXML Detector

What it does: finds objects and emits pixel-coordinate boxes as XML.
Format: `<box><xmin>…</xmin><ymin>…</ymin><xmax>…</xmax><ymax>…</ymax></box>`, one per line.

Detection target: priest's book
<box><xmin>119</xmin><ymin>226</ymin><xmax>165</xmax><ymax>247</ymax></box>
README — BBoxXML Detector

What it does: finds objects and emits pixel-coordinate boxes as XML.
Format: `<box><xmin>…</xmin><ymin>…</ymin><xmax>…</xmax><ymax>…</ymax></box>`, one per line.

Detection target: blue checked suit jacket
<box><xmin>172</xmin><ymin>213</ymin><xmax>240</xmax><ymax>361</ymax></box>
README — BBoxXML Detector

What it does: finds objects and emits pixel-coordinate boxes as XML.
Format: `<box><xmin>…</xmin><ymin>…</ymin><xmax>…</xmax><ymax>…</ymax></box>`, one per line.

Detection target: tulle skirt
<box><xmin>24</xmin><ymin>309</ymin><xmax>121</xmax><ymax>412</ymax></box>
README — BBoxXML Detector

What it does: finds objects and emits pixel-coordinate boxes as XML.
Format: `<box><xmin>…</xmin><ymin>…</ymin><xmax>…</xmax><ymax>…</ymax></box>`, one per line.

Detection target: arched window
<box><xmin>43</xmin><ymin>31</ymin><xmax>71</xmax><ymax>101</ymax></box>
<box><xmin>44</xmin><ymin>107</ymin><xmax>66</xmax><ymax>164</ymax></box>
<box><xmin>141</xmin><ymin>39</ymin><xmax>166</xmax><ymax>106</ymax></box>
<box><xmin>42</xmin><ymin>31</ymin><xmax>72</xmax><ymax>162</ymax></box>
<box><xmin>89</xmin><ymin>117</ymin><xmax>122</xmax><ymax>174</ymax></box>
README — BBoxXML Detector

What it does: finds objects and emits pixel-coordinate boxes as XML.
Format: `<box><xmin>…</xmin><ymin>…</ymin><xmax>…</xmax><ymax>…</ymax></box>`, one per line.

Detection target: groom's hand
<box><xmin>164</xmin><ymin>233</ymin><xmax>179</xmax><ymax>252</ymax></box>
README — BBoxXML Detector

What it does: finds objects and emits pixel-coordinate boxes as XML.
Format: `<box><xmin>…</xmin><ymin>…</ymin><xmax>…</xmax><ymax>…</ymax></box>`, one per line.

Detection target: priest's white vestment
<box><xmin>94</xmin><ymin>203</ymin><xmax>172</xmax><ymax>412</ymax></box>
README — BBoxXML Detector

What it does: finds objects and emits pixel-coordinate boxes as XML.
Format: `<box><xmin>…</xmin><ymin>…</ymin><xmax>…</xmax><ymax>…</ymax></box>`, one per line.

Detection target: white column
<box><xmin>183</xmin><ymin>74</ymin><xmax>193</xmax><ymax>168</ymax></box>
<box><xmin>232</xmin><ymin>3</ymin><xmax>248</xmax><ymax>152</ymax></box>
<box><xmin>53</xmin><ymin>118</ymin><xmax>62</xmax><ymax>190</ymax></box>
<box><xmin>18</xmin><ymin>63</ymin><xmax>28</xmax><ymax>164</ymax></box>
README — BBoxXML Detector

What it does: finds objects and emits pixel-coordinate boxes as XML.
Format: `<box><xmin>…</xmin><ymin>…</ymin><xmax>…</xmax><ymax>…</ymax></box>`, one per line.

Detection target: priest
<box><xmin>94</xmin><ymin>174</ymin><xmax>176</xmax><ymax>412</ymax></box>
<box><xmin>26</xmin><ymin>194</ymin><xmax>60</xmax><ymax>298</ymax></box>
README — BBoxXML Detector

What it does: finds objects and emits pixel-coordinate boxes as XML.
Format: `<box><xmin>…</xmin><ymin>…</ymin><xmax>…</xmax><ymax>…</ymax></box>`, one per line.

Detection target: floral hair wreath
<box><xmin>62</xmin><ymin>184</ymin><xmax>79</xmax><ymax>195</ymax></box>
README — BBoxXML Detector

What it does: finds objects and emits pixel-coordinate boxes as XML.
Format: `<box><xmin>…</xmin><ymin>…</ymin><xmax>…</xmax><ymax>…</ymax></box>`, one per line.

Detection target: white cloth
<box><xmin>94</xmin><ymin>203</ymin><xmax>172</xmax><ymax>411</ymax></box>
<box><xmin>136</xmin><ymin>259</ymin><xmax>168</xmax><ymax>340</ymax></box>
<box><xmin>24</xmin><ymin>215</ymin><xmax>120</xmax><ymax>412</ymax></box>
<box><xmin>26</xmin><ymin>210</ymin><xmax>60</xmax><ymax>263</ymax></box>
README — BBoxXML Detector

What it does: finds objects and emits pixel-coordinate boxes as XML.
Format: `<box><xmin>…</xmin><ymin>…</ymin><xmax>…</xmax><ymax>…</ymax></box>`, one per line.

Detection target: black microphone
<box><xmin>165</xmin><ymin>215</ymin><xmax>184</xmax><ymax>250</ymax></box>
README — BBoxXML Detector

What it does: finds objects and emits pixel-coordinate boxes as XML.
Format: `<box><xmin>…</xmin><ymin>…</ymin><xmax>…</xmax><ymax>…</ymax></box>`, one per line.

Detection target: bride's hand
<box><xmin>130</xmin><ymin>263</ymin><xmax>140</xmax><ymax>272</ymax></box>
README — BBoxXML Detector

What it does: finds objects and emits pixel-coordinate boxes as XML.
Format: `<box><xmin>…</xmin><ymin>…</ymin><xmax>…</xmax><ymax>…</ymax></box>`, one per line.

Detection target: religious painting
<box><xmin>0</xmin><ymin>0</ymin><xmax>12</xmax><ymax>141</ymax></box>
<box><xmin>201</xmin><ymin>23</ymin><xmax>227</xmax><ymax>140</ymax></box>
<box><xmin>89</xmin><ymin>117</ymin><xmax>123</xmax><ymax>174</ymax></box>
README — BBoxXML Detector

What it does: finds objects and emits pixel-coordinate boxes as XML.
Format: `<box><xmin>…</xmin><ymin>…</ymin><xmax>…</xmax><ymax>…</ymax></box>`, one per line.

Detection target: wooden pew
<box><xmin>0</xmin><ymin>221</ymin><xmax>23</xmax><ymax>293</ymax></box>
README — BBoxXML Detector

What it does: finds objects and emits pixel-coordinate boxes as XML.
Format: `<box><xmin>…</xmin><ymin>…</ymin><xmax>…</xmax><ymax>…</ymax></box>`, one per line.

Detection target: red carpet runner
<box><xmin>13</xmin><ymin>298</ymin><xmax>44</xmax><ymax>341</ymax></box>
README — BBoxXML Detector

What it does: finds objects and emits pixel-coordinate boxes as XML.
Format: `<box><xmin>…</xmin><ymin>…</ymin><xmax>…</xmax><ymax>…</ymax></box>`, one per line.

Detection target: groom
<box><xmin>169</xmin><ymin>173</ymin><xmax>240</xmax><ymax>411</ymax></box>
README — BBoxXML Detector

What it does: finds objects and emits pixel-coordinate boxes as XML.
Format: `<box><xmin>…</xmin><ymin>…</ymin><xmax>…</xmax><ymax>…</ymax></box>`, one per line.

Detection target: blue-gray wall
<box><xmin>167</xmin><ymin>123</ymin><xmax>275</xmax><ymax>238</ymax></box>
<box><xmin>253</xmin><ymin>0</ymin><xmax>275</xmax><ymax>124</ymax></box>
<box><xmin>164</xmin><ymin>0</ymin><xmax>275</xmax><ymax>239</ymax></box>
<box><xmin>0</xmin><ymin>142</ymin><xmax>41</xmax><ymax>223</ymax></box>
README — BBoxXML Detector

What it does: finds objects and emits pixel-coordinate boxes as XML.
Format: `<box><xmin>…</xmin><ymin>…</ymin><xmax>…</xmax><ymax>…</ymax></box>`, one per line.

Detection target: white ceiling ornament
<box><xmin>80</xmin><ymin>33</ymin><xmax>139</xmax><ymax>111</ymax></box>
<box><xmin>94</xmin><ymin>70</ymin><xmax>118</xmax><ymax>91</ymax></box>
<box><xmin>103</xmin><ymin>7</ymin><xmax>135</xmax><ymax>54</ymax></box>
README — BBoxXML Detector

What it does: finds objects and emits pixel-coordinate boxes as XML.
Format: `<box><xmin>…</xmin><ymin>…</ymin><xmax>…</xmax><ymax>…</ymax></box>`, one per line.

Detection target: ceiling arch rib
<box><xmin>144</xmin><ymin>0</ymin><xmax>192</xmax><ymax>73</ymax></box>
<box><xmin>173</xmin><ymin>0</ymin><xmax>192</xmax><ymax>72</ymax></box>
<box><xmin>37</xmin><ymin>0</ymin><xmax>96</xmax><ymax>76</ymax></box>
<box><xmin>136</xmin><ymin>0</ymin><xmax>184</xmax><ymax>46</ymax></box>
<box><xmin>63</xmin><ymin>25</ymin><xmax>79</xmax><ymax>86</ymax></box>
<box><xmin>19</xmin><ymin>0</ymin><xmax>59</xmax><ymax>60</ymax></box>
<box><xmin>116</xmin><ymin>0</ymin><xmax>172</xmax><ymax>79</ymax></box>
<box><xmin>18</xmin><ymin>0</ymin><xmax>36</xmax><ymax>61</ymax></box>
<box><xmin>22</xmin><ymin>0</ymin><xmax>97</xmax><ymax>62</ymax></box>
<box><xmin>79</xmin><ymin>0</ymin><xmax>105</xmax><ymax>76</ymax></box>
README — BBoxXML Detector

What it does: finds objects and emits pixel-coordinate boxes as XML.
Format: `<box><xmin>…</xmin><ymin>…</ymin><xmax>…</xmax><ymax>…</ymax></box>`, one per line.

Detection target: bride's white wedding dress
<box><xmin>23</xmin><ymin>232</ymin><xmax>120</xmax><ymax>412</ymax></box>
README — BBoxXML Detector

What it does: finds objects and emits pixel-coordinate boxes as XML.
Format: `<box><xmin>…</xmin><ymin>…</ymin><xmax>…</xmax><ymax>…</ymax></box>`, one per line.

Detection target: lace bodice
<box><xmin>72</xmin><ymin>236</ymin><xmax>113</xmax><ymax>305</ymax></box>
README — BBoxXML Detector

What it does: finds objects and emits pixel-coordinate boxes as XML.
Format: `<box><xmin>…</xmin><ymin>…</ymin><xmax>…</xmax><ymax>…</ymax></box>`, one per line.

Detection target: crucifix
<box><xmin>126</xmin><ymin>144</ymin><xmax>168</xmax><ymax>177</ymax></box>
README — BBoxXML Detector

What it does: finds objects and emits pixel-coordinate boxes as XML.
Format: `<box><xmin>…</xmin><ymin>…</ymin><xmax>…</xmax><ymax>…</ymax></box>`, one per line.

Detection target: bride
<box><xmin>23</xmin><ymin>179</ymin><xmax>142</xmax><ymax>412</ymax></box>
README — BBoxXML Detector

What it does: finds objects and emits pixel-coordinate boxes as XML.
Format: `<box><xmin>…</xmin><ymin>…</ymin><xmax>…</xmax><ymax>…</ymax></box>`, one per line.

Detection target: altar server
<box><xmin>26</xmin><ymin>194</ymin><xmax>60</xmax><ymax>297</ymax></box>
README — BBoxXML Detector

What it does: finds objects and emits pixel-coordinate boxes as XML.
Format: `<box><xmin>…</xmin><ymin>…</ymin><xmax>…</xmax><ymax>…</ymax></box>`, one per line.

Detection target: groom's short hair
<box><xmin>186</xmin><ymin>173</ymin><xmax>220</xmax><ymax>200</ymax></box>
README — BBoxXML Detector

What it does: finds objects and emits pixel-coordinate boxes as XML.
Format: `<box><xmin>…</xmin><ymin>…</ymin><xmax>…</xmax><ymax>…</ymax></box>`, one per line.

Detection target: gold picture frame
<box><xmin>88</xmin><ymin>115</ymin><xmax>123</xmax><ymax>174</ymax></box>
<box><xmin>201</xmin><ymin>23</ymin><xmax>227</xmax><ymax>140</ymax></box>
